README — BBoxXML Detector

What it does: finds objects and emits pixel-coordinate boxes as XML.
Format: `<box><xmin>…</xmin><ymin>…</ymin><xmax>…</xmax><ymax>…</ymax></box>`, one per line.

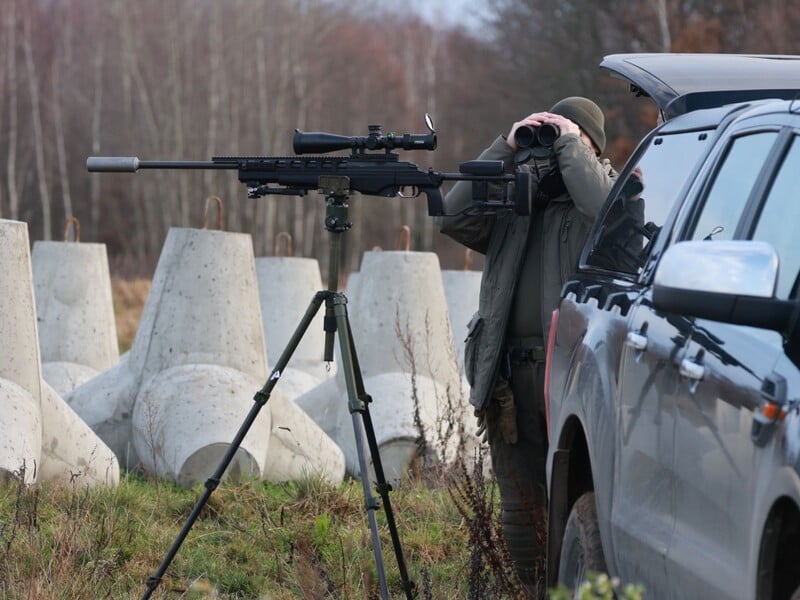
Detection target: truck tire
<box><xmin>557</xmin><ymin>491</ymin><xmax>607</xmax><ymax>593</ymax></box>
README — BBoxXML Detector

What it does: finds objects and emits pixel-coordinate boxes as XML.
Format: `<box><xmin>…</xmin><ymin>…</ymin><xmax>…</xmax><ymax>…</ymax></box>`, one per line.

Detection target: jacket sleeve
<box><xmin>438</xmin><ymin>136</ymin><xmax>517</xmax><ymax>254</ymax></box>
<box><xmin>553</xmin><ymin>134</ymin><xmax>617</xmax><ymax>222</ymax></box>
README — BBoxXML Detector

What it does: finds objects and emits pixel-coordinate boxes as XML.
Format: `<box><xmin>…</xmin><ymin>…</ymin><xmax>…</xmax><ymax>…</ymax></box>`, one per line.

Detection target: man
<box><xmin>440</xmin><ymin>97</ymin><xmax>617</xmax><ymax>597</ymax></box>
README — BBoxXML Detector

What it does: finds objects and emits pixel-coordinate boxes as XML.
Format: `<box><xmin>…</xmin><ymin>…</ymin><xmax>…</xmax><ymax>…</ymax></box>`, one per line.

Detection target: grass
<box><xmin>2</xmin><ymin>278</ymin><xmax>640</xmax><ymax>599</ymax></box>
<box><xmin>0</xmin><ymin>466</ymin><xmax>509</xmax><ymax>599</ymax></box>
<box><xmin>0</xmin><ymin>277</ymin><xmax>645</xmax><ymax>599</ymax></box>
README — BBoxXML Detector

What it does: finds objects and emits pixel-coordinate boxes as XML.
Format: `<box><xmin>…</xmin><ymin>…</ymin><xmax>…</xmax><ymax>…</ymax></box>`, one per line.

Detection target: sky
<box><xmin>410</xmin><ymin>0</ymin><xmax>492</xmax><ymax>32</ymax></box>
<box><xmin>367</xmin><ymin>0</ymin><xmax>493</xmax><ymax>35</ymax></box>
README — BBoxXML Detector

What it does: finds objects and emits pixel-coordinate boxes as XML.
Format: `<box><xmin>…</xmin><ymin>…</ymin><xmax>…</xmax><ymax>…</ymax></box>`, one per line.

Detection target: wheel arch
<box><xmin>547</xmin><ymin>414</ymin><xmax>595</xmax><ymax>587</ymax></box>
<box><xmin>756</xmin><ymin>496</ymin><xmax>800</xmax><ymax>600</ymax></box>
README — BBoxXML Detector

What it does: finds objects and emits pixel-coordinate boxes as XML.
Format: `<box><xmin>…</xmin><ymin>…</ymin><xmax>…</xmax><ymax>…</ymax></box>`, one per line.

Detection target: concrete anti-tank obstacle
<box><xmin>0</xmin><ymin>219</ymin><xmax>119</xmax><ymax>487</ymax></box>
<box><xmin>38</xmin><ymin>380</ymin><xmax>120</xmax><ymax>486</ymax></box>
<box><xmin>255</xmin><ymin>232</ymin><xmax>333</xmax><ymax>399</ymax></box>
<box><xmin>327</xmin><ymin>228</ymin><xmax>467</xmax><ymax>478</ymax></box>
<box><xmin>441</xmin><ymin>248</ymin><xmax>485</xmax><ymax>471</ymax></box>
<box><xmin>32</xmin><ymin>218</ymin><xmax>120</xmax><ymax>397</ymax></box>
<box><xmin>262</xmin><ymin>390</ymin><xmax>346</xmax><ymax>484</ymax></box>
<box><xmin>69</xmin><ymin>212</ymin><xmax>344</xmax><ymax>485</ymax></box>
<box><xmin>0</xmin><ymin>220</ymin><xmax>42</xmax><ymax>483</ymax></box>
<box><xmin>441</xmin><ymin>249</ymin><xmax>481</xmax><ymax>377</ymax></box>
<box><xmin>70</xmin><ymin>224</ymin><xmax>272</xmax><ymax>485</ymax></box>
<box><xmin>293</xmin><ymin>266</ymin><xmax>362</xmax><ymax>437</ymax></box>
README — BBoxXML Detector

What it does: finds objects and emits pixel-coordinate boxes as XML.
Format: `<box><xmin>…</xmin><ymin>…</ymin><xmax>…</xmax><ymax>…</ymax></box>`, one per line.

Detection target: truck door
<box><xmin>664</xmin><ymin>127</ymin><xmax>796</xmax><ymax>599</ymax></box>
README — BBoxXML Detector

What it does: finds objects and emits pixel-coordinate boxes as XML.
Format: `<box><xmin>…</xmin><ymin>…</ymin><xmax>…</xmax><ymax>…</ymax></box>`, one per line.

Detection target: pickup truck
<box><xmin>546</xmin><ymin>53</ymin><xmax>800</xmax><ymax>600</ymax></box>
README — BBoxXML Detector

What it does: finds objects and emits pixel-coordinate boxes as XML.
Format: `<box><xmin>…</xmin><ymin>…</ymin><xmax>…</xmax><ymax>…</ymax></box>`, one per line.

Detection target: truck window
<box><xmin>689</xmin><ymin>131</ymin><xmax>778</xmax><ymax>242</ymax></box>
<box><xmin>750</xmin><ymin>135</ymin><xmax>800</xmax><ymax>299</ymax></box>
<box><xmin>586</xmin><ymin>129</ymin><xmax>711</xmax><ymax>276</ymax></box>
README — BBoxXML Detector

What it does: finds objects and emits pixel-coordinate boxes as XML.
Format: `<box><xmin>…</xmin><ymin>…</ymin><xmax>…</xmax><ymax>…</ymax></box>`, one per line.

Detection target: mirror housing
<box><xmin>653</xmin><ymin>240</ymin><xmax>800</xmax><ymax>366</ymax></box>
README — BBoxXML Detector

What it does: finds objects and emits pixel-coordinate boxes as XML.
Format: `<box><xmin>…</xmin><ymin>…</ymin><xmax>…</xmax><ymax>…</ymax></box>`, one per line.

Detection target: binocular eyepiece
<box><xmin>293</xmin><ymin>124</ymin><xmax>437</xmax><ymax>155</ymax></box>
<box><xmin>514</xmin><ymin>123</ymin><xmax>560</xmax><ymax>150</ymax></box>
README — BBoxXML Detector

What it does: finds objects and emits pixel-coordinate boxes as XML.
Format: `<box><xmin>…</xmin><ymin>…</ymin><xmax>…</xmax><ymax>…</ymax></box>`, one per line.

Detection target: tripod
<box><xmin>141</xmin><ymin>176</ymin><xmax>415</xmax><ymax>600</ymax></box>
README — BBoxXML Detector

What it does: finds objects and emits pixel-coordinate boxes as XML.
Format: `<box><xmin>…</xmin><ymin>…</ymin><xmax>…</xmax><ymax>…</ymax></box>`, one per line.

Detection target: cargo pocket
<box><xmin>464</xmin><ymin>311</ymin><xmax>484</xmax><ymax>388</ymax></box>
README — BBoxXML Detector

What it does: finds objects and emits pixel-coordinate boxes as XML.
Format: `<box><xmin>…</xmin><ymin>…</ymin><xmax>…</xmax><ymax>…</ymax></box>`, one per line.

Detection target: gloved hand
<box><xmin>493</xmin><ymin>378</ymin><xmax>518</xmax><ymax>444</ymax></box>
<box><xmin>475</xmin><ymin>379</ymin><xmax>518</xmax><ymax>445</ymax></box>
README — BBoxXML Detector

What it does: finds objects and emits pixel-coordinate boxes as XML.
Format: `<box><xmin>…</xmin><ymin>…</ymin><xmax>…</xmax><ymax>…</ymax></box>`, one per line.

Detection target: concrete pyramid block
<box><xmin>32</xmin><ymin>240</ymin><xmax>119</xmax><ymax>396</ymax></box>
<box><xmin>441</xmin><ymin>269</ymin><xmax>481</xmax><ymax>375</ymax></box>
<box><xmin>69</xmin><ymin>227</ymin><xmax>342</xmax><ymax>487</ymax></box>
<box><xmin>329</xmin><ymin>249</ymin><xmax>467</xmax><ymax>478</ymax></box>
<box><xmin>0</xmin><ymin>378</ymin><xmax>41</xmax><ymax>484</ymax></box>
<box><xmin>263</xmin><ymin>391</ymin><xmax>345</xmax><ymax>484</ymax></box>
<box><xmin>132</xmin><ymin>363</ymin><xmax>270</xmax><ymax>487</ymax></box>
<box><xmin>39</xmin><ymin>380</ymin><xmax>119</xmax><ymax>486</ymax></box>
<box><xmin>255</xmin><ymin>255</ymin><xmax>332</xmax><ymax>385</ymax></box>
<box><xmin>66</xmin><ymin>354</ymin><xmax>141</xmax><ymax>470</ymax></box>
<box><xmin>87</xmin><ymin>227</ymin><xmax>271</xmax><ymax>485</ymax></box>
<box><xmin>1</xmin><ymin>219</ymin><xmax>119</xmax><ymax>487</ymax></box>
<box><xmin>67</xmin><ymin>228</ymin><xmax>271</xmax><ymax>479</ymax></box>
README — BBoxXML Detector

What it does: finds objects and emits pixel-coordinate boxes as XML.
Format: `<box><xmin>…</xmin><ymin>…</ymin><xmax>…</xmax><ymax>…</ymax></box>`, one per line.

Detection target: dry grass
<box><xmin>111</xmin><ymin>277</ymin><xmax>151</xmax><ymax>353</ymax></box>
<box><xmin>66</xmin><ymin>278</ymin><xmax>536</xmax><ymax>598</ymax></box>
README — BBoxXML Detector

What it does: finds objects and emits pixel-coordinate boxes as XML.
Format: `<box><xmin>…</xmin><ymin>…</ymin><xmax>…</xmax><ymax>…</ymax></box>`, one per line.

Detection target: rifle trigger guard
<box><xmin>398</xmin><ymin>185</ymin><xmax>420</xmax><ymax>199</ymax></box>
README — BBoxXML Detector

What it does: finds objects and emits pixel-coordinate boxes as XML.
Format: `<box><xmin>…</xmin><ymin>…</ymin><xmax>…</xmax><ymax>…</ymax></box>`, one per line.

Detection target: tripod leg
<box><xmin>333</xmin><ymin>295</ymin><xmax>415</xmax><ymax>600</ymax></box>
<box><xmin>140</xmin><ymin>292</ymin><xmax>328</xmax><ymax>600</ymax></box>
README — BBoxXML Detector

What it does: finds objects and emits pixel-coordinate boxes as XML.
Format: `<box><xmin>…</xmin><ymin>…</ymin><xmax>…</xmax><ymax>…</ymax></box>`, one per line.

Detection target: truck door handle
<box><xmin>626</xmin><ymin>330</ymin><xmax>648</xmax><ymax>351</ymax></box>
<box><xmin>679</xmin><ymin>358</ymin><xmax>704</xmax><ymax>380</ymax></box>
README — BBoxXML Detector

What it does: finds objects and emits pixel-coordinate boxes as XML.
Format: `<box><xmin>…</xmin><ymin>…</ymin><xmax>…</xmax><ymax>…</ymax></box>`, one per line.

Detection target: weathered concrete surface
<box><xmin>1</xmin><ymin>219</ymin><xmax>119</xmax><ymax>487</ymax></box>
<box><xmin>441</xmin><ymin>269</ymin><xmax>481</xmax><ymax>375</ymax></box>
<box><xmin>69</xmin><ymin>228</ymin><xmax>270</xmax><ymax>483</ymax></box>
<box><xmin>0</xmin><ymin>378</ymin><xmax>41</xmax><ymax>484</ymax></box>
<box><xmin>68</xmin><ymin>227</ymin><xmax>343</xmax><ymax>487</ymax></box>
<box><xmin>255</xmin><ymin>256</ymin><xmax>332</xmax><ymax>383</ymax></box>
<box><xmin>329</xmin><ymin>250</ymin><xmax>467</xmax><ymax>479</ymax></box>
<box><xmin>263</xmin><ymin>390</ymin><xmax>345</xmax><ymax>484</ymax></box>
<box><xmin>41</xmin><ymin>361</ymin><xmax>103</xmax><ymax>398</ymax></box>
<box><xmin>32</xmin><ymin>240</ymin><xmax>119</xmax><ymax>397</ymax></box>
<box><xmin>65</xmin><ymin>354</ymin><xmax>141</xmax><ymax>471</ymax></box>
<box><xmin>126</xmin><ymin>228</ymin><xmax>267</xmax><ymax>380</ymax></box>
<box><xmin>132</xmin><ymin>364</ymin><xmax>270</xmax><ymax>487</ymax></box>
<box><xmin>39</xmin><ymin>380</ymin><xmax>120</xmax><ymax>487</ymax></box>
<box><xmin>0</xmin><ymin>220</ymin><xmax>43</xmax><ymax>483</ymax></box>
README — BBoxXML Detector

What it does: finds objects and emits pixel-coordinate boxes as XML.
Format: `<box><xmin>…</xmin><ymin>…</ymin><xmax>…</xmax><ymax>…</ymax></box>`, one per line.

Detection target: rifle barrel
<box><xmin>86</xmin><ymin>157</ymin><xmax>231</xmax><ymax>172</ymax></box>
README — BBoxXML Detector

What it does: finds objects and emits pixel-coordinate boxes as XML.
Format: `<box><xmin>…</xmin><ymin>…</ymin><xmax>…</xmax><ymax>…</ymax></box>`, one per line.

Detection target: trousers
<box><xmin>486</xmin><ymin>356</ymin><xmax>548</xmax><ymax>599</ymax></box>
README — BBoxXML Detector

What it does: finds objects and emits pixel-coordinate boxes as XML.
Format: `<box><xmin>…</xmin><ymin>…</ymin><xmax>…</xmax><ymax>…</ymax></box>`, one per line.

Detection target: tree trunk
<box><xmin>653</xmin><ymin>0</ymin><xmax>672</xmax><ymax>51</ymax></box>
<box><xmin>53</xmin><ymin>53</ymin><xmax>73</xmax><ymax>221</ymax></box>
<box><xmin>23</xmin><ymin>12</ymin><xmax>52</xmax><ymax>240</ymax></box>
<box><xmin>5</xmin><ymin>2</ymin><xmax>19</xmax><ymax>220</ymax></box>
<box><xmin>168</xmin><ymin>6</ymin><xmax>189</xmax><ymax>227</ymax></box>
<box><xmin>90</xmin><ymin>34</ymin><xmax>105</xmax><ymax>241</ymax></box>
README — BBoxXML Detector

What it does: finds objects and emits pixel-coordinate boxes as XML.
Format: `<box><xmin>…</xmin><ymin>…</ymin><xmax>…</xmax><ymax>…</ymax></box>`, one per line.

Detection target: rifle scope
<box><xmin>293</xmin><ymin>124</ymin><xmax>436</xmax><ymax>155</ymax></box>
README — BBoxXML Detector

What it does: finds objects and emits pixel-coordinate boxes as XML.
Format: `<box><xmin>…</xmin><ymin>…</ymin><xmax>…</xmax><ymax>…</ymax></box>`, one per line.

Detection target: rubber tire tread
<box><xmin>557</xmin><ymin>491</ymin><xmax>607</xmax><ymax>588</ymax></box>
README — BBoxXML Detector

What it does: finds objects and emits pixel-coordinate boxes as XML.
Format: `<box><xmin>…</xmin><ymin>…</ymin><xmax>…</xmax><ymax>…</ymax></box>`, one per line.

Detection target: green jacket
<box><xmin>440</xmin><ymin>133</ymin><xmax>617</xmax><ymax>410</ymax></box>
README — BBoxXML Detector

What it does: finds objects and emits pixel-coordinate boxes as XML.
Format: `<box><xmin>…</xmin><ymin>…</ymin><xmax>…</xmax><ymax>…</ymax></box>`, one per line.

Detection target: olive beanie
<box><xmin>550</xmin><ymin>96</ymin><xmax>606</xmax><ymax>154</ymax></box>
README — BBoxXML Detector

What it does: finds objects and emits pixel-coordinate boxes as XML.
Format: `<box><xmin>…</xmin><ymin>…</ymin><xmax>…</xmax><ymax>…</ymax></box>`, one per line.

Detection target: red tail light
<box><xmin>544</xmin><ymin>308</ymin><xmax>559</xmax><ymax>438</ymax></box>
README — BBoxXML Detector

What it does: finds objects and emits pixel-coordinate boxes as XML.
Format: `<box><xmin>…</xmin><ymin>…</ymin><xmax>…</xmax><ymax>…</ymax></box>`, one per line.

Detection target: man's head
<box><xmin>550</xmin><ymin>96</ymin><xmax>606</xmax><ymax>155</ymax></box>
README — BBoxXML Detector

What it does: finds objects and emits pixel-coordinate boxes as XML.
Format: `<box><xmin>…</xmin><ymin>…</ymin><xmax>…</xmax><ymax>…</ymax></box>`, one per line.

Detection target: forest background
<box><xmin>1</xmin><ymin>0</ymin><xmax>798</xmax><ymax>277</ymax></box>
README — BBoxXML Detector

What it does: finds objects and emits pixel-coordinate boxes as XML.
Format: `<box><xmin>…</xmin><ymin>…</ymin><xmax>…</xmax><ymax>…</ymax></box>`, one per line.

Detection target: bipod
<box><xmin>141</xmin><ymin>177</ymin><xmax>415</xmax><ymax>600</ymax></box>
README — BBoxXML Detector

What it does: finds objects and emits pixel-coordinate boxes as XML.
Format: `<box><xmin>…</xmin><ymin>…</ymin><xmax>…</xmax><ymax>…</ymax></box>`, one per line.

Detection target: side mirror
<box><xmin>653</xmin><ymin>240</ymin><xmax>800</xmax><ymax>366</ymax></box>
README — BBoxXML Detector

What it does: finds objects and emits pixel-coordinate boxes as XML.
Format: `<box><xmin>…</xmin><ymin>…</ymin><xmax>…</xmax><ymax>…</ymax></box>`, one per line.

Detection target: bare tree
<box><xmin>5</xmin><ymin>1</ymin><xmax>19</xmax><ymax>220</ymax></box>
<box><xmin>52</xmin><ymin>16</ymin><xmax>73</xmax><ymax>221</ymax></box>
<box><xmin>23</xmin><ymin>8</ymin><xmax>52</xmax><ymax>239</ymax></box>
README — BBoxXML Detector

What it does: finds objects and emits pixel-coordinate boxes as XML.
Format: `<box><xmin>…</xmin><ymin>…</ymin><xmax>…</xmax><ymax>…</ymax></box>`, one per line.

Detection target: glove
<box><xmin>493</xmin><ymin>378</ymin><xmax>518</xmax><ymax>444</ymax></box>
<box><xmin>474</xmin><ymin>379</ymin><xmax>518</xmax><ymax>445</ymax></box>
